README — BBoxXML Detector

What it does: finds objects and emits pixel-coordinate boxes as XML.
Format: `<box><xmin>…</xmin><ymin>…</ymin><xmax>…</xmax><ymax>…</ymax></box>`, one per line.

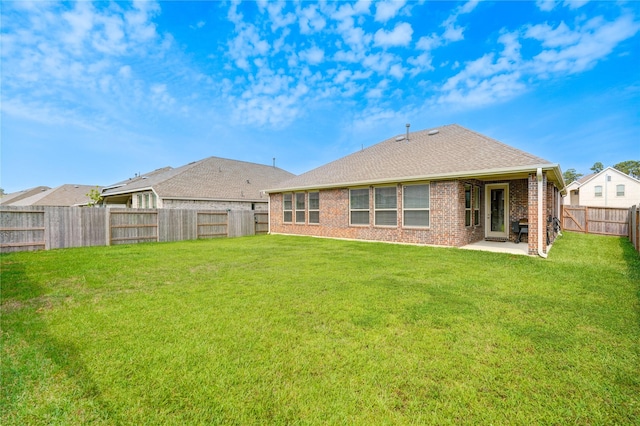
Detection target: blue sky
<box><xmin>1</xmin><ymin>0</ymin><xmax>639</xmax><ymax>194</ymax></box>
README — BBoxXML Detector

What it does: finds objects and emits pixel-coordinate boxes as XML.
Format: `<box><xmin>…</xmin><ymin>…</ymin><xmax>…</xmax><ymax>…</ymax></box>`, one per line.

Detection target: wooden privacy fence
<box><xmin>562</xmin><ymin>206</ymin><xmax>630</xmax><ymax>236</ymax></box>
<box><xmin>630</xmin><ymin>204</ymin><xmax>639</xmax><ymax>254</ymax></box>
<box><xmin>0</xmin><ymin>207</ymin><xmax>268</xmax><ymax>253</ymax></box>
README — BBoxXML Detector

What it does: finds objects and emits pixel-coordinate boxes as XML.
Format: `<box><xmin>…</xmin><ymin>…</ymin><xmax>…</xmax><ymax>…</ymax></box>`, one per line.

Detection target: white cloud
<box><xmin>297</xmin><ymin>4</ymin><xmax>326</xmax><ymax>34</ymax></box>
<box><xmin>374</xmin><ymin>22</ymin><xmax>413</xmax><ymax>47</ymax></box>
<box><xmin>374</xmin><ymin>0</ymin><xmax>406</xmax><ymax>23</ymax></box>
<box><xmin>299</xmin><ymin>46</ymin><xmax>325</xmax><ymax>65</ymax></box>
<box><xmin>526</xmin><ymin>14</ymin><xmax>640</xmax><ymax>75</ymax></box>
<box><xmin>536</xmin><ymin>0</ymin><xmax>559</xmax><ymax>12</ymax></box>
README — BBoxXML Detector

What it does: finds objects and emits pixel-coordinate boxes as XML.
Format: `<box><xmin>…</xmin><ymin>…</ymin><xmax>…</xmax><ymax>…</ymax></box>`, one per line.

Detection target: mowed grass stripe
<box><xmin>1</xmin><ymin>233</ymin><xmax>639</xmax><ymax>424</ymax></box>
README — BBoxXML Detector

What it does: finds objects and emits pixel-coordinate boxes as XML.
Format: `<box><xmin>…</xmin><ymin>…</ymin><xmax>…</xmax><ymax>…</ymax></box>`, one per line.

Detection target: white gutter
<box><xmin>264</xmin><ymin>163</ymin><xmax>562</xmax><ymax>194</ymax></box>
<box><xmin>537</xmin><ymin>168</ymin><xmax>547</xmax><ymax>259</ymax></box>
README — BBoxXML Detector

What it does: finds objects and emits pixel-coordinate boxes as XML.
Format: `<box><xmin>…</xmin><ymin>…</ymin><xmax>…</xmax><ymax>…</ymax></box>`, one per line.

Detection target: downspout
<box><xmin>537</xmin><ymin>168</ymin><xmax>547</xmax><ymax>258</ymax></box>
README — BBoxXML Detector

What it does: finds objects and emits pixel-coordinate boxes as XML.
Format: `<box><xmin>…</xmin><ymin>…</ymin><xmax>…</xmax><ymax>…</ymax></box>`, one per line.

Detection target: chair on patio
<box><xmin>511</xmin><ymin>219</ymin><xmax>528</xmax><ymax>244</ymax></box>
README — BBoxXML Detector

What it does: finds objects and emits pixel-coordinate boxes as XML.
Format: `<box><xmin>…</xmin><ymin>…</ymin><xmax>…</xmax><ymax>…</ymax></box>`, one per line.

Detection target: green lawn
<box><xmin>1</xmin><ymin>233</ymin><xmax>639</xmax><ymax>425</ymax></box>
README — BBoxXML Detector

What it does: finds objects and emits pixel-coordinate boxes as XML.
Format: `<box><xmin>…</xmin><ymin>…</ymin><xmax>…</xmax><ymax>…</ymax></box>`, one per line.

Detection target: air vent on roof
<box><xmin>395</xmin><ymin>136</ymin><xmax>406</xmax><ymax>142</ymax></box>
<box><xmin>428</xmin><ymin>129</ymin><xmax>439</xmax><ymax>136</ymax></box>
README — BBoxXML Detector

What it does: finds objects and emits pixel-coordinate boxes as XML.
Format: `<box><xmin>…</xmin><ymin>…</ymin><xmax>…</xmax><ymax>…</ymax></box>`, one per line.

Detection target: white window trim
<box><xmin>308</xmin><ymin>191</ymin><xmax>320</xmax><ymax>225</ymax></box>
<box><xmin>283</xmin><ymin>193</ymin><xmax>293</xmax><ymax>223</ymax></box>
<box><xmin>374</xmin><ymin>185</ymin><xmax>398</xmax><ymax>227</ymax></box>
<box><xmin>465</xmin><ymin>184</ymin><xmax>472</xmax><ymax>227</ymax></box>
<box><xmin>295</xmin><ymin>192</ymin><xmax>306</xmax><ymax>224</ymax></box>
<box><xmin>594</xmin><ymin>185</ymin><xmax>603</xmax><ymax>197</ymax></box>
<box><xmin>616</xmin><ymin>184</ymin><xmax>625</xmax><ymax>197</ymax></box>
<box><xmin>402</xmin><ymin>183</ymin><xmax>430</xmax><ymax>229</ymax></box>
<box><xmin>349</xmin><ymin>187</ymin><xmax>370</xmax><ymax>226</ymax></box>
<box><xmin>473</xmin><ymin>185</ymin><xmax>480</xmax><ymax>226</ymax></box>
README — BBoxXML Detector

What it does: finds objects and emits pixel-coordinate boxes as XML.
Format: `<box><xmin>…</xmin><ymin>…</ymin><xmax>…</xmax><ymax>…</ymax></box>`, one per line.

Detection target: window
<box><xmin>473</xmin><ymin>186</ymin><xmax>480</xmax><ymax>225</ymax></box>
<box><xmin>616</xmin><ymin>184</ymin><xmax>625</xmax><ymax>197</ymax></box>
<box><xmin>350</xmin><ymin>188</ymin><xmax>370</xmax><ymax>225</ymax></box>
<box><xmin>595</xmin><ymin>185</ymin><xmax>603</xmax><ymax>197</ymax></box>
<box><xmin>137</xmin><ymin>194</ymin><xmax>142</xmax><ymax>208</ymax></box>
<box><xmin>295</xmin><ymin>193</ymin><xmax>306</xmax><ymax>223</ymax></box>
<box><xmin>403</xmin><ymin>184</ymin><xmax>430</xmax><ymax>228</ymax></box>
<box><xmin>308</xmin><ymin>192</ymin><xmax>319</xmax><ymax>224</ymax></box>
<box><xmin>465</xmin><ymin>184</ymin><xmax>472</xmax><ymax>227</ymax></box>
<box><xmin>375</xmin><ymin>187</ymin><xmax>397</xmax><ymax>226</ymax></box>
<box><xmin>151</xmin><ymin>193</ymin><xmax>157</xmax><ymax>209</ymax></box>
<box><xmin>283</xmin><ymin>193</ymin><xmax>292</xmax><ymax>223</ymax></box>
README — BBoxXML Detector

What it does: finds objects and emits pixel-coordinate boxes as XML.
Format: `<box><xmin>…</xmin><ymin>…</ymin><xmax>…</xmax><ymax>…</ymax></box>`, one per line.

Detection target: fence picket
<box><xmin>0</xmin><ymin>207</ymin><xmax>266</xmax><ymax>253</ymax></box>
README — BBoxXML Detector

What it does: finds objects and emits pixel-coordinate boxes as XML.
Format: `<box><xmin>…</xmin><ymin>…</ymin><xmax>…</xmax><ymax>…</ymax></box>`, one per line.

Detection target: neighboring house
<box><xmin>0</xmin><ymin>184</ymin><xmax>98</xmax><ymax>206</ymax></box>
<box><xmin>563</xmin><ymin>167</ymin><xmax>640</xmax><ymax>208</ymax></box>
<box><xmin>100</xmin><ymin>156</ymin><xmax>295</xmax><ymax>211</ymax></box>
<box><xmin>0</xmin><ymin>186</ymin><xmax>51</xmax><ymax>205</ymax></box>
<box><xmin>265</xmin><ymin>124</ymin><xmax>565</xmax><ymax>257</ymax></box>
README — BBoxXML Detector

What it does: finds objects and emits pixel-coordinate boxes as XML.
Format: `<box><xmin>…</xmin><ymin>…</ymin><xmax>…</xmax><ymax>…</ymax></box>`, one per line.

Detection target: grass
<box><xmin>1</xmin><ymin>232</ymin><xmax>639</xmax><ymax>425</ymax></box>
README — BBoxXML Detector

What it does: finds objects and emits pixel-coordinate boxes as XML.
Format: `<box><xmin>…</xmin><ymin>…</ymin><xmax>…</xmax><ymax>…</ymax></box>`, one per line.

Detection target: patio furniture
<box><xmin>511</xmin><ymin>219</ymin><xmax>528</xmax><ymax>244</ymax></box>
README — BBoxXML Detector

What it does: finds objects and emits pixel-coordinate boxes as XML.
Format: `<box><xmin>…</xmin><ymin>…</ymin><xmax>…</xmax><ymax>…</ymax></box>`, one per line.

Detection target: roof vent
<box><xmin>395</xmin><ymin>136</ymin><xmax>405</xmax><ymax>142</ymax></box>
<box><xmin>428</xmin><ymin>129</ymin><xmax>439</xmax><ymax>136</ymax></box>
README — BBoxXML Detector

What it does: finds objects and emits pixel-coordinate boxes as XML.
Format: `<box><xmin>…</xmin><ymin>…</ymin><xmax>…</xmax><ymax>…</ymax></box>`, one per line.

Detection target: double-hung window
<box><xmin>375</xmin><ymin>187</ymin><xmax>397</xmax><ymax>226</ymax></box>
<box><xmin>350</xmin><ymin>188</ymin><xmax>369</xmax><ymax>225</ymax></box>
<box><xmin>283</xmin><ymin>193</ymin><xmax>293</xmax><ymax>223</ymax></box>
<box><xmin>616</xmin><ymin>184</ymin><xmax>625</xmax><ymax>197</ymax></box>
<box><xmin>403</xmin><ymin>184</ymin><xmax>430</xmax><ymax>227</ymax></box>
<box><xmin>295</xmin><ymin>193</ymin><xmax>306</xmax><ymax>223</ymax></box>
<box><xmin>473</xmin><ymin>186</ymin><xmax>480</xmax><ymax>225</ymax></box>
<box><xmin>308</xmin><ymin>192</ymin><xmax>319</xmax><ymax>224</ymax></box>
<box><xmin>594</xmin><ymin>185</ymin><xmax>603</xmax><ymax>197</ymax></box>
<box><xmin>465</xmin><ymin>184</ymin><xmax>472</xmax><ymax>227</ymax></box>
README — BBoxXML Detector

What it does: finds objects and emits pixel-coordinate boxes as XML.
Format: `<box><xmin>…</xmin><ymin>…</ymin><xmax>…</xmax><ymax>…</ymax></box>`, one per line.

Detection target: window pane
<box><xmin>296</xmin><ymin>193</ymin><xmax>305</xmax><ymax>209</ymax></box>
<box><xmin>309</xmin><ymin>192</ymin><xmax>319</xmax><ymax>209</ymax></box>
<box><xmin>595</xmin><ymin>186</ymin><xmax>602</xmax><ymax>197</ymax></box>
<box><xmin>284</xmin><ymin>193</ymin><xmax>292</xmax><ymax>210</ymax></box>
<box><xmin>404</xmin><ymin>210</ymin><xmax>429</xmax><ymax>227</ymax></box>
<box><xmin>350</xmin><ymin>189</ymin><xmax>369</xmax><ymax>209</ymax></box>
<box><xmin>473</xmin><ymin>187</ymin><xmax>480</xmax><ymax>209</ymax></box>
<box><xmin>375</xmin><ymin>187</ymin><xmax>397</xmax><ymax>209</ymax></box>
<box><xmin>465</xmin><ymin>210</ymin><xmax>471</xmax><ymax>227</ymax></box>
<box><xmin>617</xmin><ymin>185</ymin><xmax>625</xmax><ymax>196</ymax></box>
<box><xmin>296</xmin><ymin>211</ymin><xmax>305</xmax><ymax>223</ymax></box>
<box><xmin>309</xmin><ymin>211</ymin><xmax>319</xmax><ymax>224</ymax></box>
<box><xmin>404</xmin><ymin>185</ymin><xmax>429</xmax><ymax>209</ymax></box>
<box><xmin>375</xmin><ymin>210</ymin><xmax>397</xmax><ymax>226</ymax></box>
<box><xmin>283</xmin><ymin>211</ymin><xmax>292</xmax><ymax>222</ymax></box>
<box><xmin>351</xmin><ymin>211</ymin><xmax>369</xmax><ymax>225</ymax></box>
<box><xmin>474</xmin><ymin>210</ymin><xmax>480</xmax><ymax>226</ymax></box>
<box><xmin>465</xmin><ymin>185</ymin><xmax>471</xmax><ymax>209</ymax></box>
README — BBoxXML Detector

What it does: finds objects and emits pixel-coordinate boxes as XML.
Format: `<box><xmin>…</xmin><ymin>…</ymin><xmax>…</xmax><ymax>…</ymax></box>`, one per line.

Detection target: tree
<box><xmin>613</xmin><ymin>160</ymin><xmax>640</xmax><ymax>179</ymax></box>
<box><xmin>563</xmin><ymin>168</ymin><xmax>583</xmax><ymax>183</ymax></box>
<box><xmin>85</xmin><ymin>187</ymin><xmax>103</xmax><ymax>207</ymax></box>
<box><xmin>590</xmin><ymin>162</ymin><xmax>604</xmax><ymax>173</ymax></box>
<box><xmin>0</xmin><ymin>188</ymin><xmax>5</xmax><ymax>196</ymax></box>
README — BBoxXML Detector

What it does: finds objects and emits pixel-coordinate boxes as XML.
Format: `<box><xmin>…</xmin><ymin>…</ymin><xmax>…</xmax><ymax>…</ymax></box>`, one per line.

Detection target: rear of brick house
<box><xmin>266</xmin><ymin>124</ymin><xmax>565</xmax><ymax>256</ymax></box>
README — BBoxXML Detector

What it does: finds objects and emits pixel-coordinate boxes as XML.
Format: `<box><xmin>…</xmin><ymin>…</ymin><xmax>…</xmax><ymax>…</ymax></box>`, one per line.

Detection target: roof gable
<box><xmin>578</xmin><ymin>167</ymin><xmax>640</xmax><ymax>187</ymax></box>
<box><xmin>269</xmin><ymin>124</ymin><xmax>555</xmax><ymax>191</ymax></box>
<box><xmin>102</xmin><ymin>157</ymin><xmax>295</xmax><ymax>201</ymax></box>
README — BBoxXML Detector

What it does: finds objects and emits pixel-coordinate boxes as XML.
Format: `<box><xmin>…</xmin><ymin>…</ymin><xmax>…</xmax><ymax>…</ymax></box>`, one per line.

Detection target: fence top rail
<box><xmin>0</xmin><ymin>209</ymin><xmax>45</xmax><ymax>214</ymax></box>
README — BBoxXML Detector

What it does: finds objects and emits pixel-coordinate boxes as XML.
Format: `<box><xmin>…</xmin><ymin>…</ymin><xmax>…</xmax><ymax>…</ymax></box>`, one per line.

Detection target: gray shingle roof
<box><xmin>8</xmin><ymin>185</ymin><xmax>100</xmax><ymax>206</ymax></box>
<box><xmin>268</xmin><ymin>124</ymin><xmax>558</xmax><ymax>192</ymax></box>
<box><xmin>102</xmin><ymin>157</ymin><xmax>295</xmax><ymax>201</ymax></box>
<box><xmin>0</xmin><ymin>186</ymin><xmax>51</xmax><ymax>205</ymax></box>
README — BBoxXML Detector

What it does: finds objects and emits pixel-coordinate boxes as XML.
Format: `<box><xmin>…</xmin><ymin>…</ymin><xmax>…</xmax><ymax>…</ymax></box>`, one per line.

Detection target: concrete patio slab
<box><xmin>461</xmin><ymin>240</ymin><xmax>530</xmax><ymax>256</ymax></box>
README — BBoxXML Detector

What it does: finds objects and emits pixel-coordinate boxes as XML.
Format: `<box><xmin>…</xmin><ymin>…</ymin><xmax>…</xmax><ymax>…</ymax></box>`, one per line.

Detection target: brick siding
<box><xmin>270</xmin><ymin>180</ymin><xmax>486</xmax><ymax>247</ymax></box>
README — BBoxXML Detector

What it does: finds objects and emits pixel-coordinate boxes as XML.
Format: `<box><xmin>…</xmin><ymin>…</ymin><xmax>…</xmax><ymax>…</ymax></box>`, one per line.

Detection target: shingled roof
<box><xmin>7</xmin><ymin>184</ymin><xmax>99</xmax><ymax>206</ymax></box>
<box><xmin>267</xmin><ymin>124</ymin><xmax>563</xmax><ymax>192</ymax></box>
<box><xmin>102</xmin><ymin>156</ymin><xmax>295</xmax><ymax>201</ymax></box>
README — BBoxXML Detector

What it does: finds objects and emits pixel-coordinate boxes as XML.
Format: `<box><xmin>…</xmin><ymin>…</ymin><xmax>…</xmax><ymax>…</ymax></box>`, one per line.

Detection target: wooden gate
<box><xmin>562</xmin><ymin>206</ymin><xmax>629</xmax><ymax>236</ymax></box>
